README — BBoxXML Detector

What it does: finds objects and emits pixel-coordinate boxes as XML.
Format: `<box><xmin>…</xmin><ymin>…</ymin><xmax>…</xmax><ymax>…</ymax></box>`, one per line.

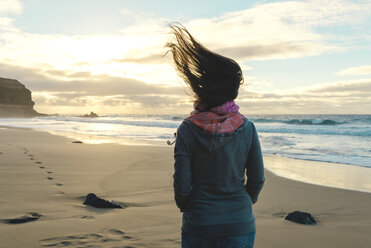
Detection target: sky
<box><xmin>0</xmin><ymin>0</ymin><xmax>371</xmax><ymax>115</ymax></box>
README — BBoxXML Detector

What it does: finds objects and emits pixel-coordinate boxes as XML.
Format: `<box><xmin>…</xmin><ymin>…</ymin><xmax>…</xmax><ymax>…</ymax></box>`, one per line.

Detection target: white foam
<box><xmin>1</xmin><ymin>114</ymin><xmax>370</xmax><ymax>168</ymax></box>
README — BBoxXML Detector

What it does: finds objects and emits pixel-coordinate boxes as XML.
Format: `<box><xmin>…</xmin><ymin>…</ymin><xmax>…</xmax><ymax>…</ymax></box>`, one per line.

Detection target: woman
<box><xmin>168</xmin><ymin>24</ymin><xmax>265</xmax><ymax>248</ymax></box>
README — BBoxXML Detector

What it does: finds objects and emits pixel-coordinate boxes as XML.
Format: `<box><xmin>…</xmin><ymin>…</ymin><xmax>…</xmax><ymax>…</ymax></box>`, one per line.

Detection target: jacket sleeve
<box><xmin>245</xmin><ymin>123</ymin><xmax>265</xmax><ymax>204</ymax></box>
<box><xmin>173</xmin><ymin>124</ymin><xmax>192</xmax><ymax>212</ymax></box>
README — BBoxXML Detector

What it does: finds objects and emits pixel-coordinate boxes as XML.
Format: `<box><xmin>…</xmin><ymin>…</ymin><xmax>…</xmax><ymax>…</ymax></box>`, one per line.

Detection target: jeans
<box><xmin>181</xmin><ymin>231</ymin><xmax>255</xmax><ymax>248</ymax></box>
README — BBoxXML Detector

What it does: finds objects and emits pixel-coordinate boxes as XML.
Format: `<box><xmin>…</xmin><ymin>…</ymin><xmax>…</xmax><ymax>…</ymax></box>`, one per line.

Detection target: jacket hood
<box><xmin>183</xmin><ymin>118</ymin><xmax>248</xmax><ymax>152</ymax></box>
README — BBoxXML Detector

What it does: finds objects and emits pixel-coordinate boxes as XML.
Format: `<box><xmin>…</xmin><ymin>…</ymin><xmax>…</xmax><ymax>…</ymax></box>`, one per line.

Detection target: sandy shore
<box><xmin>0</xmin><ymin>127</ymin><xmax>370</xmax><ymax>248</ymax></box>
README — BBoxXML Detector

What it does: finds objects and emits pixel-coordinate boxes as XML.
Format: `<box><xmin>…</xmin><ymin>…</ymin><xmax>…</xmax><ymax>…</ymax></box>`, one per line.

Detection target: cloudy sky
<box><xmin>0</xmin><ymin>0</ymin><xmax>370</xmax><ymax>115</ymax></box>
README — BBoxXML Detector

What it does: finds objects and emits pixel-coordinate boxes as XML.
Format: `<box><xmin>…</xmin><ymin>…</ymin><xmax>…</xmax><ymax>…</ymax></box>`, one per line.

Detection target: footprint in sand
<box><xmin>80</xmin><ymin>215</ymin><xmax>95</xmax><ymax>219</ymax></box>
<box><xmin>40</xmin><ymin>166</ymin><xmax>45</xmax><ymax>169</ymax></box>
<box><xmin>109</xmin><ymin>229</ymin><xmax>133</xmax><ymax>241</ymax></box>
<box><xmin>101</xmin><ymin>237</ymin><xmax>121</xmax><ymax>242</ymax></box>
<box><xmin>47</xmin><ymin>171</ymin><xmax>53</xmax><ymax>174</ymax></box>
<box><xmin>113</xmin><ymin>246</ymin><xmax>135</xmax><ymax>248</ymax></box>
<box><xmin>36</xmin><ymin>161</ymin><xmax>42</xmax><ymax>164</ymax></box>
<box><xmin>40</xmin><ymin>233</ymin><xmax>103</xmax><ymax>247</ymax></box>
<box><xmin>30</xmin><ymin>158</ymin><xmax>34</xmax><ymax>160</ymax></box>
<box><xmin>40</xmin><ymin>229</ymin><xmax>135</xmax><ymax>248</ymax></box>
<box><xmin>55</xmin><ymin>183</ymin><xmax>63</xmax><ymax>186</ymax></box>
<box><xmin>3</xmin><ymin>212</ymin><xmax>42</xmax><ymax>224</ymax></box>
<box><xmin>47</xmin><ymin>177</ymin><xmax>53</xmax><ymax>180</ymax></box>
<box><xmin>111</xmin><ymin>245</ymin><xmax>137</xmax><ymax>248</ymax></box>
<box><xmin>109</xmin><ymin>229</ymin><xmax>125</xmax><ymax>235</ymax></box>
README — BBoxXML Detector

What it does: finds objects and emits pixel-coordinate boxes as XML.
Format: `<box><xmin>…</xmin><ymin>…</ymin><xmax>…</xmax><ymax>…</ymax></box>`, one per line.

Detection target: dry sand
<box><xmin>0</xmin><ymin>127</ymin><xmax>370</xmax><ymax>248</ymax></box>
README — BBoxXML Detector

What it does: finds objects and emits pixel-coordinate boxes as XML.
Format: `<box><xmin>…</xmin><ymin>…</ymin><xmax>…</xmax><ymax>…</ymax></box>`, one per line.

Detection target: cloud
<box><xmin>110</xmin><ymin>53</ymin><xmax>171</xmax><ymax>64</ymax></box>
<box><xmin>184</xmin><ymin>0</ymin><xmax>371</xmax><ymax>59</ymax></box>
<box><xmin>0</xmin><ymin>0</ymin><xmax>370</xmax><ymax>87</ymax></box>
<box><xmin>337</xmin><ymin>65</ymin><xmax>371</xmax><ymax>75</ymax></box>
<box><xmin>1</xmin><ymin>0</ymin><xmax>371</xmax><ymax>114</ymax></box>
<box><xmin>0</xmin><ymin>0</ymin><xmax>22</xmax><ymax>15</ymax></box>
<box><xmin>0</xmin><ymin>62</ymin><xmax>189</xmax><ymax>114</ymax></box>
<box><xmin>0</xmin><ymin>63</ymin><xmax>182</xmax><ymax>95</ymax></box>
<box><xmin>2</xmin><ymin>62</ymin><xmax>370</xmax><ymax>115</ymax></box>
<box><xmin>0</xmin><ymin>16</ymin><xmax>18</xmax><ymax>31</ymax></box>
<box><xmin>0</xmin><ymin>0</ymin><xmax>21</xmax><ymax>32</ymax></box>
<box><xmin>306</xmin><ymin>79</ymin><xmax>371</xmax><ymax>93</ymax></box>
<box><xmin>238</xmin><ymin>79</ymin><xmax>371</xmax><ymax>114</ymax></box>
<box><xmin>215</xmin><ymin>42</ymin><xmax>327</xmax><ymax>60</ymax></box>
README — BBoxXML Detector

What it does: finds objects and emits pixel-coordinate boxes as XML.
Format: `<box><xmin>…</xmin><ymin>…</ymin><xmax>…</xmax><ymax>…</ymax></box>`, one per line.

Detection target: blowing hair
<box><xmin>166</xmin><ymin>23</ymin><xmax>243</xmax><ymax>109</ymax></box>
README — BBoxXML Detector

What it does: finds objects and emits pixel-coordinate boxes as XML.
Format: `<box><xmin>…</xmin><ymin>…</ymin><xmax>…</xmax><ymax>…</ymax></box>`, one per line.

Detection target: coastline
<box><xmin>264</xmin><ymin>155</ymin><xmax>371</xmax><ymax>193</ymax></box>
<box><xmin>0</xmin><ymin>126</ymin><xmax>371</xmax><ymax>247</ymax></box>
<box><xmin>2</xmin><ymin>124</ymin><xmax>370</xmax><ymax>193</ymax></box>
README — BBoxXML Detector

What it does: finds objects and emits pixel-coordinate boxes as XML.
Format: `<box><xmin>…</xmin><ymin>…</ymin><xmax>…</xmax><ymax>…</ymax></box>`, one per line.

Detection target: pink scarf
<box><xmin>187</xmin><ymin>101</ymin><xmax>245</xmax><ymax>133</ymax></box>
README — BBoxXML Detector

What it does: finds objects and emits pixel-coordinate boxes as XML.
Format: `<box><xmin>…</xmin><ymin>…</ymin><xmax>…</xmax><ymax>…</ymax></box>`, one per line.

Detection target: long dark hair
<box><xmin>166</xmin><ymin>23</ymin><xmax>244</xmax><ymax>109</ymax></box>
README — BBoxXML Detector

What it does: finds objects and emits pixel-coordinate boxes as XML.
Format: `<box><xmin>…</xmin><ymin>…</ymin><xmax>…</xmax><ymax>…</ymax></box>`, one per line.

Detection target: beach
<box><xmin>0</xmin><ymin>127</ymin><xmax>370</xmax><ymax>248</ymax></box>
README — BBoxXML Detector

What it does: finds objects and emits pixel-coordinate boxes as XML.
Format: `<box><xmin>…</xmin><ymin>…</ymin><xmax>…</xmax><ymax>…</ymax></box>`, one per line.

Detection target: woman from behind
<box><xmin>167</xmin><ymin>24</ymin><xmax>265</xmax><ymax>248</ymax></box>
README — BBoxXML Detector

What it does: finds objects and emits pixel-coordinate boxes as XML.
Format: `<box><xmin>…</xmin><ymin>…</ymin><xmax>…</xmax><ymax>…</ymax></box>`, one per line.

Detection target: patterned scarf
<box><xmin>187</xmin><ymin>101</ymin><xmax>245</xmax><ymax>133</ymax></box>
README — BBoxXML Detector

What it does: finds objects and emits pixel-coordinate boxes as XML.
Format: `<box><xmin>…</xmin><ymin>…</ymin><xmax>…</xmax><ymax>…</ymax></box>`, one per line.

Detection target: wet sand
<box><xmin>0</xmin><ymin>127</ymin><xmax>370</xmax><ymax>248</ymax></box>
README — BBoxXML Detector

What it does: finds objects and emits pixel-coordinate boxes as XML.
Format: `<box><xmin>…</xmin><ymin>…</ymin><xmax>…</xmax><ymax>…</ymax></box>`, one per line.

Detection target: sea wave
<box><xmin>1</xmin><ymin>114</ymin><xmax>370</xmax><ymax>168</ymax></box>
<box><xmin>249</xmin><ymin>115</ymin><xmax>371</xmax><ymax>125</ymax></box>
<box><xmin>31</xmin><ymin>116</ymin><xmax>180</xmax><ymax>129</ymax></box>
<box><xmin>257</xmin><ymin>125</ymin><xmax>371</xmax><ymax>137</ymax></box>
<box><xmin>285</xmin><ymin>119</ymin><xmax>341</xmax><ymax>125</ymax></box>
<box><xmin>251</xmin><ymin>118</ymin><xmax>343</xmax><ymax>125</ymax></box>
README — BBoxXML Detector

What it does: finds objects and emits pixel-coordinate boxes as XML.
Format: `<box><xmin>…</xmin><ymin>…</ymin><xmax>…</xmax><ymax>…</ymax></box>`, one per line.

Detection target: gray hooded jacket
<box><xmin>173</xmin><ymin>118</ymin><xmax>265</xmax><ymax>238</ymax></box>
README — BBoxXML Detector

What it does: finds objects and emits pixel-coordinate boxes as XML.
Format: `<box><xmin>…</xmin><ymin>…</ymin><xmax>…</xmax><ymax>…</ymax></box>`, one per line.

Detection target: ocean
<box><xmin>0</xmin><ymin>114</ymin><xmax>370</xmax><ymax>168</ymax></box>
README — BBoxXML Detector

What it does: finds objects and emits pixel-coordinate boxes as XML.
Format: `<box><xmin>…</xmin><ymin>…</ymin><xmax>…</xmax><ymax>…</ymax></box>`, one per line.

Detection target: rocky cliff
<box><xmin>0</xmin><ymin>77</ymin><xmax>44</xmax><ymax>117</ymax></box>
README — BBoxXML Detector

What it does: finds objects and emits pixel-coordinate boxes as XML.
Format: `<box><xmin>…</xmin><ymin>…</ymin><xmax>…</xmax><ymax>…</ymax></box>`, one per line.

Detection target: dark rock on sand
<box><xmin>80</xmin><ymin>111</ymin><xmax>99</xmax><ymax>118</ymax></box>
<box><xmin>0</xmin><ymin>77</ymin><xmax>47</xmax><ymax>117</ymax></box>
<box><xmin>72</xmin><ymin>141</ymin><xmax>83</xmax><ymax>144</ymax></box>
<box><xmin>284</xmin><ymin>211</ymin><xmax>316</xmax><ymax>225</ymax></box>
<box><xmin>83</xmin><ymin>193</ymin><xmax>126</xmax><ymax>209</ymax></box>
<box><xmin>4</xmin><ymin>212</ymin><xmax>42</xmax><ymax>224</ymax></box>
